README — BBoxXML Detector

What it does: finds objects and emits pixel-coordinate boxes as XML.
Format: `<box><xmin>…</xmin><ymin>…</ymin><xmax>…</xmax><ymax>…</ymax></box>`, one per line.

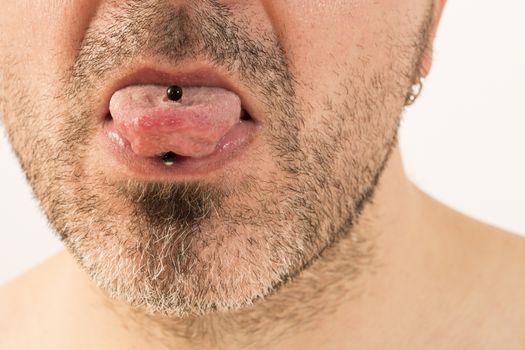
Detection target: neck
<box><xmin>51</xmin><ymin>144</ymin><xmax>439</xmax><ymax>349</ymax></box>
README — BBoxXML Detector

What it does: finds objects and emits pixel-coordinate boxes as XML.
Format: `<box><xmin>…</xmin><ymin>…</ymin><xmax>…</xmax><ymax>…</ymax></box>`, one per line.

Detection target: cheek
<box><xmin>262</xmin><ymin>0</ymin><xmax>427</xmax><ymax>101</ymax></box>
<box><xmin>0</xmin><ymin>0</ymin><xmax>104</xmax><ymax>157</ymax></box>
<box><xmin>0</xmin><ymin>1</ymin><xmax>99</xmax><ymax>172</ymax></box>
<box><xmin>0</xmin><ymin>1</ymin><xmax>99</xmax><ymax>99</ymax></box>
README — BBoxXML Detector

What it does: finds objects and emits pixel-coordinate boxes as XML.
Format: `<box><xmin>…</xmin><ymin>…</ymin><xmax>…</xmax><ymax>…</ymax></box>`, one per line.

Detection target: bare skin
<box><xmin>1</xmin><ymin>147</ymin><xmax>525</xmax><ymax>349</ymax></box>
<box><xmin>1</xmin><ymin>1</ymin><xmax>525</xmax><ymax>349</ymax></box>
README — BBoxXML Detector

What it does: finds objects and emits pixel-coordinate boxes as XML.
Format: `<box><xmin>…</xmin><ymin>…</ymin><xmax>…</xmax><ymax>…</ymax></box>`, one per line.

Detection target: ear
<box><xmin>420</xmin><ymin>0</ymin><xmax>447</xmax><ymax>78</ymax></box>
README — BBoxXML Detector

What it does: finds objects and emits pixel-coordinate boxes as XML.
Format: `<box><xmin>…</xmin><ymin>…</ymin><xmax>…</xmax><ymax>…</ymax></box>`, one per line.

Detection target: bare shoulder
<box><xmin>466</xmin><ymin>214</ymin><xmax>525</xmax><ymax>275</ymax></box>
<box><xmin>480</xmin><ymin>223</ymin><xmax>525</xmax><ymax>302</ymax></box>
<box><xmin>451</xmin><ymin>209</ymin><xmax>525</xmax><ymax>346</ymax></box>
<box><xmin>446</xmin><ymin>200</ymin><xmax>525</xmax><ymax>292</ymax></box>
<box><xmin>0</xmin><ymin>251</ymin><xmax>67</xmax><ymax>347</ymax></box>
<box><xmin>423</xmin><ymin>188</ymin><xmax>525</xmax><ymax>278</ymax></box>
<box><xmin>0</xmin><ymin>272</ymin><xmax>30</xmax><ymax>346</ymax></box>
<box><xmin>420</xmin><ymin>188</ymin><xmax>525</xmax><ymax>347</ymax></box>
<box><xmin>475</xmin><ymin>224</ymin><xmax>525</xmax><ymax>347</ymax></box>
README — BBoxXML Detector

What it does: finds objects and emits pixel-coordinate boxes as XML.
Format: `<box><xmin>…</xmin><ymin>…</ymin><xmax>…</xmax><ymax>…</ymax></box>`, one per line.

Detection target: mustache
<box><xmin>67</xmin><ymin>0</ymin><xmax>295</xmax><ymax>99</ymax></box>
<box><xmin>54</xmin><ymin>0</ymin><xmax>303</xmax><ymax>235</ymax></box>
<box><xmin>55</xmin><ymin>0</ymin><xmax>306</xmax><ymax>190</ymax></box>
<box><xmin>60</xmin><ymin>0</ymin><xmax>302</xmax><ymax>167</ymax></box>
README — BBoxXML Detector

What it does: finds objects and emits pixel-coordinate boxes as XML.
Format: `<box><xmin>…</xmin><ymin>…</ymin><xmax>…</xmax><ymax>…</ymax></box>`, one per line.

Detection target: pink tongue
<box><xmin>109</xmin><ymin>85</ymin><xmax>242</xmax><ymax>158</ymax></box>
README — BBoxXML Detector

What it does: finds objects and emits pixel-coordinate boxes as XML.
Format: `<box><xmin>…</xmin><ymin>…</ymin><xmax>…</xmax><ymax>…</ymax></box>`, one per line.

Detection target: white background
<box><xmin>1</xmin><ymin>0</ymin><xmax>524</xmax><ymax>284</ymax></box>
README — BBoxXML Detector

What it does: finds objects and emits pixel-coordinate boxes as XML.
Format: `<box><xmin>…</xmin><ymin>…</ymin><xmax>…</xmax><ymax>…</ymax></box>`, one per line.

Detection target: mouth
<box><xmin>94</xmin><ymin>60</ymin><xmax>262</xmax><ymax>180</ymax></box>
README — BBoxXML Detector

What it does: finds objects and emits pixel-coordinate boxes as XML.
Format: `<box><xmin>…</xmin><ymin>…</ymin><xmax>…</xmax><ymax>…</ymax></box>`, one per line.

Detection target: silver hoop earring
<box><xmin>405</xmin><ymin>78</ymin><xmax>424</xmax><ymax>106</ymax></box>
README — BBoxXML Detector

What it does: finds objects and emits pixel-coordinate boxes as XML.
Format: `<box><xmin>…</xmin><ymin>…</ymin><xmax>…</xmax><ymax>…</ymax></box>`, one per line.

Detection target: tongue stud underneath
<box><xmin>160</xmin><ymin>151</ymin><xmax>177</xmax><ymax>166</ymax></box>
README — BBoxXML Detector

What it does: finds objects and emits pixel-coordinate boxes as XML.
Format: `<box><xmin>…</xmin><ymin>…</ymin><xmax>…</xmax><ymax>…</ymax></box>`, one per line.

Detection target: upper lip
<box><xmin>98</xmin><ymin>58</ymin><xmax>260</xmax><ymax>123</ymax></box>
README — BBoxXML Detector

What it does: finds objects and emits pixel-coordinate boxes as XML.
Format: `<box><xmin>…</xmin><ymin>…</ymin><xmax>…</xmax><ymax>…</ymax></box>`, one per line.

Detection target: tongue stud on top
<box><xmin>166</xmin><ymin>85</ymin><xmax>183</xmax><ymax>102</ymax></box>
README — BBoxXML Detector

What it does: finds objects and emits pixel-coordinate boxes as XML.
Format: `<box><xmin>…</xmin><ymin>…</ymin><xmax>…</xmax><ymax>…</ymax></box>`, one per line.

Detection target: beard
<box><xmin>0</xmin><ymin>0</ymin><xmax>432</xmax><ymax>318</ymax></box>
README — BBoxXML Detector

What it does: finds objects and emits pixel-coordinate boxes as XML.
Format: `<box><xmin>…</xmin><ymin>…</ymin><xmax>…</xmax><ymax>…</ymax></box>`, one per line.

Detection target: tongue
<box><xmin>109</xmin><ymin>85</ymin><xmax>242</xmax><ymax>158</ymax></box>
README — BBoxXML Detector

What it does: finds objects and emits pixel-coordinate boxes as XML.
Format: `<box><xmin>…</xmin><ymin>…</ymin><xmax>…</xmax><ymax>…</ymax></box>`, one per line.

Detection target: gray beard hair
<box><xmin>0</xmin><ymin>0</ymin><xmax>434</xmax><ymax>348</ymax></box>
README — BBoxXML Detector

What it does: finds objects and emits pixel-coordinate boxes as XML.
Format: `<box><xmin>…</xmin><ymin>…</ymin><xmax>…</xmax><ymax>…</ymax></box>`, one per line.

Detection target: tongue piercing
<box><xmin>160</xmin><ymin>152</ymin><xmax>177</xmax><ymax>166</ymax></box>
<box><xmin>166</xmin><ymin>85</ymin><xmax>183</xmax><ymax>102</ymax></box>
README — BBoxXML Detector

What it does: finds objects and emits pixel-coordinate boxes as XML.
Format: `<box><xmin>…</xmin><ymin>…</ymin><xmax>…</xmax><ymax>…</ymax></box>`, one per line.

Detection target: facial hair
<box><xmin>0</xmin><ymin>0</ymin><xmax>433</xmax><ymax>323</ymax></box>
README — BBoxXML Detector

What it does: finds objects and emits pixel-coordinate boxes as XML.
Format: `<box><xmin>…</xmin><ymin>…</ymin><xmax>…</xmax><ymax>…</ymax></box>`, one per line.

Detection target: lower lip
<box><xmin>97</xmin><ymin>116</ymin><xmax>260</xmax><ymax>180</ymax></box>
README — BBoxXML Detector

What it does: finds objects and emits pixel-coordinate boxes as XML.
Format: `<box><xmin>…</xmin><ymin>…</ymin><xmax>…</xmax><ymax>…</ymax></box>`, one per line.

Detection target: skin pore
<box><xmin>1</xmin><ymin>1</ymin><xmax>525</xmax><ymax>349</ymax></box>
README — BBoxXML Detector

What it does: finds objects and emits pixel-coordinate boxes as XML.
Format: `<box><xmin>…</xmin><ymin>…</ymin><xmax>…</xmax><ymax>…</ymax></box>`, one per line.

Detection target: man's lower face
<box><xmin>0</xmin><ymin>1</ymin><xmax>431</xmax><ymax>317</ymax></box>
